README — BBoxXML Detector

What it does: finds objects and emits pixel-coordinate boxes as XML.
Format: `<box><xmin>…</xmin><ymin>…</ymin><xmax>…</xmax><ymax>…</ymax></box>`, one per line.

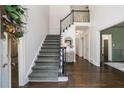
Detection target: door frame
<box><xmin>84</xmin><ymin>33</ymin><xmax>89</xmax><ymax>60</ymax></box>
<box><xmin>18</xmin><ymin>38</ymin><xmax>26</xmax><ymax>86</ymax></box>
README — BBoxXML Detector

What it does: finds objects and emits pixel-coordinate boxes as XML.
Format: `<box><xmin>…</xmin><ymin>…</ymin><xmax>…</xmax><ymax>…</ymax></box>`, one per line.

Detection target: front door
<box><xmin>1</xmin><ymin>33</ymin><xmax>11</xmax><ymax>88</ymax></box>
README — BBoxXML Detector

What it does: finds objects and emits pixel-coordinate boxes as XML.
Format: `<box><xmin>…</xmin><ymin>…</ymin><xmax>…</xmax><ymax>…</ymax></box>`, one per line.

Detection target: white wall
<box><xmin>83</xmin><ymin>32</ymin><xmax>90</xmax><ymax>60</ymax></box>
<box><xmin>18</xmin><ymin>5</ymin><xmax>49</xmax><ymax>86</ymax></box>
<box><xmin>76</xmin><ymin>37</ymin><xmax>84</xmax><ymax>57</ymax></box>
<box><xmin>76</xmin><ymin>31</ymin><xmax>84</xmax><ymax>57</ymax></box>
<box><xmin>49</xmin><ymin>5</ymin><xmax>71</xmax><ymax>34</ymax></box>
<box><xmin>62</xmin><ymin>25</ymin><xmax>76</xmax><ymax>62</ymax></box>
<box><xmin>75</xmin><ymin>27</ymin><xmax>90</xmax><ymax>59</ymax></box>
<box><xmin>89</xmin><ymin>5</ymin><xmax>124</xmax><ymax>66</ymax></box>
<box><xmin>76</xmin><ymin>37</ymin><xmax>80</xmax><ymax>56</ymax></box>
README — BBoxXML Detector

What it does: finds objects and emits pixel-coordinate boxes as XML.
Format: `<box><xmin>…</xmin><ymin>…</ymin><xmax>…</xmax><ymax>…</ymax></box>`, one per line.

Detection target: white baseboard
<box><xmin>89</xmin><ymin>59</ymin><xmax>100</xmax><ymax>67</ymax></box>
<box><xmin>58</xmin><ymin>76</ymin><xmax>68</xmax><ymax>82</ymax></box>
<box><xmin>24</xmin><ymin>33</ymin><xmax>47</xmax><ymax>84</ymax></box>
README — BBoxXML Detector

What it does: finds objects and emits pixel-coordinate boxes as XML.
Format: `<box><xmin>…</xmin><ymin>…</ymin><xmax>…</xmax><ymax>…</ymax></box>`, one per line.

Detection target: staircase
<box><xmin>29</xmin><ymin>35</ymin><xmax>60</xmax><ymax>82</ymax></box>
<box><xmin>28</xmin><ymin>9</ymin><xmax>90</xmax><ymax>82</ymax></box>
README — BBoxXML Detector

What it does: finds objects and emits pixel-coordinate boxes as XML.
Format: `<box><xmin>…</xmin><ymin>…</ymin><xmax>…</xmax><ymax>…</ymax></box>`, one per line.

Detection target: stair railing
<box><xmin>59</xmin><ymin>9</ymin><xmax>89</xmax><ymax>76</ymax></box>
<box><xmin>59</xmin><ymin>47</ymin><xmax>66</xmax><ymax>75</ymax></box>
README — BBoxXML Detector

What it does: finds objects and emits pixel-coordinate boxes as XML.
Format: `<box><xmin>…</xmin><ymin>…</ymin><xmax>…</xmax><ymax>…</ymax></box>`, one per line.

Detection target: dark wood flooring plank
<box><xmin>22</xmin><ymin>56</ymin><xmax>124</xmax><ymax>88</ymax></box>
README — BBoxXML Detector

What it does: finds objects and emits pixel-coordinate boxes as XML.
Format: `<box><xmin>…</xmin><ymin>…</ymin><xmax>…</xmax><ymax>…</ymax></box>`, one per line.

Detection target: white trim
<box><xmin>58</xmin><ymin>76</ymin><xmax>68</xmax><ymax>82</ymax></box>
<box><xmin>89</xmin><ymin>57</ymin><xmax>100</xmax><ymax>67</ymax></box>
<box><xmin>88</xmin><ymin>31</ymin><xmax>90</xmax><ymax>61</ymax></box>
<box><xmin>24</xmin><ymin>33</ymin><xmax>47</xmax><ymax>84</ymax></box>
<box><xmin>18</xmin><ymin>38</ymin><xmax>26</xmax><ymax>86</ymax></box>
<box><xmin>8</xmin><ymin>37</ymin><xmax>12</xmax><ymax>88</ymax></box>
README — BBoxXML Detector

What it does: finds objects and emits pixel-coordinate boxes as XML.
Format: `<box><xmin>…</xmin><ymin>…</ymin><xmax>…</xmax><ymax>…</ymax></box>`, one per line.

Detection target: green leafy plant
<box><xmin>2</xmin><ymin>5</ymin><xmax>27</xmax><ymax>39</ymax></box>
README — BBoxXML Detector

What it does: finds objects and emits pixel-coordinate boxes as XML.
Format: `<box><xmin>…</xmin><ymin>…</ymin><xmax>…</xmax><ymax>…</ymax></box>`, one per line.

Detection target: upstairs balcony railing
<box><xmin>59</xmin><ymin>9</ymin><xmax>90</xmax><ymax>76</ymax></box>
<box><xmin>60</xmin><ymin>10</ymin><xmax>90</xmax><ymax>33</ymax></box>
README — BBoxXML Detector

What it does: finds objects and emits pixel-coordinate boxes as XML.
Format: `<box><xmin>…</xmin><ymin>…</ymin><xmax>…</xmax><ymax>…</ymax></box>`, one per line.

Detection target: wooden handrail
<box><xmin>61</xmin><ymin>10</ymin><xmax>73</xmax><ymax>22</ymax></box>
<box><xmin>61</xmin><ymin>9</ymin><xmax>89</xmax><ymax>22</ymax></box>
<box><xmin>73</xmin><ymin>9</ymin><xmax>89</xmax><ymax>12</ymax></box>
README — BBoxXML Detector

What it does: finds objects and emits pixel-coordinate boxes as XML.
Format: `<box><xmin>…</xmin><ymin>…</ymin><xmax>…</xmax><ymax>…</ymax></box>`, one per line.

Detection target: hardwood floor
<box><xmin>22</xmin><ymin>56</ymin><xmax>124</xmax><ymax>88</ymax></box>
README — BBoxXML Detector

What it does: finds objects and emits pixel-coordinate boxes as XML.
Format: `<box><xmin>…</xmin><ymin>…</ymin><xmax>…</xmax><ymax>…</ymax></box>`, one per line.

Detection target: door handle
<box><xmin>2</xmin><ymin>63</ymin><xmax>8</xmax><ymax>68</ymax></box>
<box><xmin>11</xmin><ymin>62</ymin><xmax>16</xmax><ymax>67</ymax></box>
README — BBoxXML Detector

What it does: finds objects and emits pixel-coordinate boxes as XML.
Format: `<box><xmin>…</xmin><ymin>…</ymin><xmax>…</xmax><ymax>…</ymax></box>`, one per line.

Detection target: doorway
<box><xmin>101</xmin><ymin>34</ymin><xmax>112</xmax><ymax>64</ymax></box>
<box><xmin>104</xmin><ymin>39</ymin><xmax>109</xmax><ymax>61</ymax></box>
<box><xmin>100</xmin><ymin>22</ymin><xmax>124</xmax><ymax>71</ymax></box>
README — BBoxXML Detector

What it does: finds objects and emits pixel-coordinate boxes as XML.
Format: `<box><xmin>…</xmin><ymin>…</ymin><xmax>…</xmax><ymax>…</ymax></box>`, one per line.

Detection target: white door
<box><xmin>1</xmin><ymin>33</ymin><xmax>11</xmax><ymax>88</ymax></box>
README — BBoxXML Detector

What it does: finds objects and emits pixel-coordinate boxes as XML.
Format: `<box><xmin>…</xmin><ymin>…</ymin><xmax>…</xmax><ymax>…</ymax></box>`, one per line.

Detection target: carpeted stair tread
<box><xmin>29</xmin><ymin>34</ymin><xmax>60</xmax><ymax>82</ymax></box>
<box><xmin>32</xmin><ymin>69</ymin><xmax>58</xmax><ymax>73</ymax></box>
<box><xmin>29</xmin><ymin>72</ymin><xmax>58</xmax><ymax>78</ymax></box>
<box><xmin>37</xmin><ymin>55</ymin><xmax>59</xmax><ymax>59</ymax></box>
<box><xmin>41</xmin><ymin>46</ymin><xmax>59</xmax><ymax>49</ymax></box>
<box><xmin>39</xmin><ymin>50</ymin><xmax>59</xmax><ymax>53</ymax></box>
<box><xmin>39</xmin><ymin>53</ymin><xmax>59</xmax><ymax>56</ymax></box>
<box><xmin>35</xmin><ymin>62</ymin><xmax>59</xmax><ymax>67</ymax></box>
<box><xmin>35</xmin><ymin>59</ymin><xmax>59</xmax><ymax>63</ymax></box>
<box><xmin>37</xmin><ymin>54</ymin><xmax>59</xmax><ymax>57</ymax></box>
<box><xmin>32</xmin><ymin>65</ymin><xmax>59</xmax><ymax>70</ymax></box>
